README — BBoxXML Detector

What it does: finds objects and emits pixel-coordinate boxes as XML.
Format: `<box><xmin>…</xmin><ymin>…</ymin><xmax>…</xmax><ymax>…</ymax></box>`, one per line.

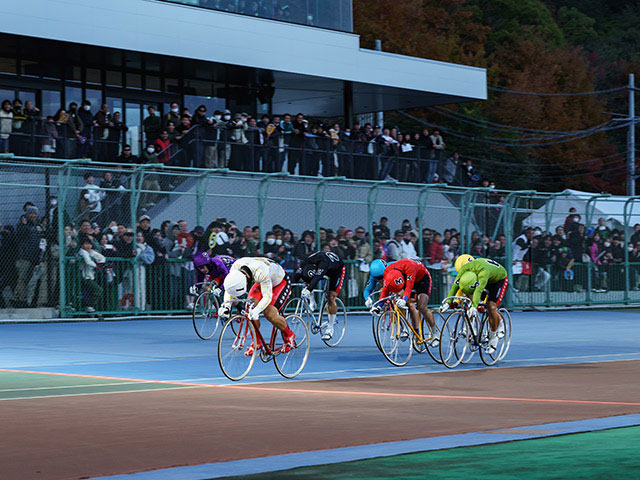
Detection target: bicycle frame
<box><xmin>441</xmin><ymin>296</ymin><xmax>483</xmax><ymax>344</ymax></box>
<box><xmin>290</xmin><ymin>280</ymin><xmax>330</xmax><ymax>329</ymax></box>
<box><xmin>374</xmin><ymin>295</ymin><xmax>433</xmax><ymax>345</ymax></box>
<box><xmin>229</xmin><ymin>304</ymin><xmax>284</xmax><ymax>361</ymax></box>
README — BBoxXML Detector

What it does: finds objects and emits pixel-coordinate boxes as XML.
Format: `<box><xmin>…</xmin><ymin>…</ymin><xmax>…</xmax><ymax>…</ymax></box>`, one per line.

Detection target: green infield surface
<box><xmin>223</xmin><ymin>426</ymin><xmax>640</xmax><ymax>480</ymax></box>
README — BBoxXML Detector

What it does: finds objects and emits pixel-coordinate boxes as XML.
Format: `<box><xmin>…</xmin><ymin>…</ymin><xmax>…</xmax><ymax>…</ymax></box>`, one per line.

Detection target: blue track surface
<box><xmin>1</xmin><ymin>310</ymin><xmax>639</xmax><ymax>384</ymax></box>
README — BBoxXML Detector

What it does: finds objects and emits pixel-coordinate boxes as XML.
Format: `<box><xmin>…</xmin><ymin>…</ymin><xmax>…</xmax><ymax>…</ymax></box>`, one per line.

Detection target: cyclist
<box><xmin>363</xmin><ymin>259</ymin><xmax>396</xmax><ymax>308</ymax></box>
<box><xmin>294</xmin><ymin>251</ymin><xmax>345</xmax><ymax>340</ymax></box>
<box><xmin>373</xmin><ymin>258</ymin><xmax>438</xmax><ymax>346</ymax></box>
<box><xmin>191</xmin><ymin>252</ymin><xmax>236</xmax><ymax>295</ymax></box>
<box><xmin>219</xmin><ymin>257</ymin><xmax>295</xmax><ymax>355</ymax></box>
<box><xmin>441</xmin><ymin>257</ymin><xmax>508</xmax><ymax>354</ymax></box>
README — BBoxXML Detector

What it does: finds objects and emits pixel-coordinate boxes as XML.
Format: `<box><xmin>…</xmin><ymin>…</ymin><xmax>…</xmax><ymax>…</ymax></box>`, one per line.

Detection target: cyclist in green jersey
<box><xmin>440</xmin><ymin>257</ymin><xmax>509</xmax><ymax>354</ymax></box>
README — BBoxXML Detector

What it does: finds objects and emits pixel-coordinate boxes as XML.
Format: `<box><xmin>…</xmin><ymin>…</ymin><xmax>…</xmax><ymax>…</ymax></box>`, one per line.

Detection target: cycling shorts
<box><xmin>410</xmin><ymin>270</ymin><xmax>432</xmax><ymax>299</ymax></box>
<box><xmin>248</xmin><ymin>274</ymin><xmax>291</xmax><ymax>313</ymax></box>
<box><xmin>485</xmin><ymin>277</ymin><xmax>509</xmax><ymax>306</ymax></box>
<box><xmin>328</xmin><ymin>266</ymin><xmax>346</xmax><ymax>294</ymax></box>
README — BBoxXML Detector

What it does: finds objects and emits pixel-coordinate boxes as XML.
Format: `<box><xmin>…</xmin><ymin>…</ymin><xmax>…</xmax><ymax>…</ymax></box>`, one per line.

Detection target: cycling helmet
<box><xmin>384</xmin><ymin>269</ymin><xmax>405</xmax><ymax>293</ymax></box>
<box><xmin>458</xmin><ymin>271</ymin><xmax>479</xmax><ymax>295</ymax></box>
<box><xmin>454</xmin><ymin>254</ymin><xmax>475</xmax><ymax>273</ymax></box>
<box><xmin>370</xmin><ymin>259</ymin><xmax>388</xmax><ymax>278</ymax></box>
<box><xmin>224</xmin><ymin>270</ymin><xmax>248</xmax><ymax>298</ymax></box>
<box><xmin>192</xmin><ymin>251</ymin><xmax>211</xmax><ymax>270</ymax></box>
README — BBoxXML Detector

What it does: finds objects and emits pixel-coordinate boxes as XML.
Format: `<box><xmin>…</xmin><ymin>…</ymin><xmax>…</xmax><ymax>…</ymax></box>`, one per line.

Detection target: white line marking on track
<box><xmin>0</xmin><ymin>385</ymin><xmax>203</xmax><ymax>401</ymax></box>
<box><xmin>0</xmin><ymin>382</ymin><xmax>139</xmax><ymax>393</ymax></box>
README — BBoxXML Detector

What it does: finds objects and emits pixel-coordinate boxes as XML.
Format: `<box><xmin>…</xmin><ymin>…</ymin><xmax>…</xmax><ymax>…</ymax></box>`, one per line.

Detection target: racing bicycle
<box><xmin>372</xmin><ymin>294</ymin><xmax>447</xmax><ymax>366</ymax></box>
<box><xmin>284</xmin><ymin>278</ymin><xmax>347</xmax><ymax>347</ymax></box>
<box><xmin>439</xmin><ymin>296</ymin><xmax>512</xmax><ymax>368</ymax></box>
<box><xmin>192</xmin><ymin>282</ymin><xmax>221</xmax><ymax>340</ymax></box>
<box><xmin>217</xmin><ymin>301</ymin><xmax>310</xmax><ymax>381</ymax></box>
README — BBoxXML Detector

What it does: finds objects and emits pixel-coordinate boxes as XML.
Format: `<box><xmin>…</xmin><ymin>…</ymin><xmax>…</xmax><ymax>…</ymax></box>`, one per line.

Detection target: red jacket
<box><xmin>428</xmin><ymin>241</ymin><xmax>443</xmax><ymax>264</ymax></box>
<box><xmin>154</xmin><ymin>138</ymin><xmax>171</xmax><ymax>164</ymax></box>
<box><xmin>381</xmin><ymin>259</ymin><xmax>428</xmax><ymax>300</ymax></box>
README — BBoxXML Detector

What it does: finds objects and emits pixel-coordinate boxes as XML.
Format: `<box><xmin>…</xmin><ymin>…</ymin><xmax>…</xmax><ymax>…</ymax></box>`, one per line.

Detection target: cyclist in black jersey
<box><xmin>295</xmin><ymin>251</ymin><xmax>346</xmax><ymax>340</ymax></box>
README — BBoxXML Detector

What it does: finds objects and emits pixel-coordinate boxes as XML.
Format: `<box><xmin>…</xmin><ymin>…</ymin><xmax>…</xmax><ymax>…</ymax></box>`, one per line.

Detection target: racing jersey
<box><xmin>224</xmin><ymin>257</ymin><xmax>286</xmax><ymax>314</ymax></box>
<box><xmin>447</xmin><ymin>258</ymin><xmax>507</xmax><ymax>307</ymax></box>
<box><xmin>380</xmin><ymin>259</ymin><xmax>427</xmax><ymax>300</ymax></box>
<box><xmin>295</xmin><ymin>251</ymin><xmax>344</xmax><ymax>291</ymax></box>
<box><xmin>195</xmin><ymin>255</ymin><xmax>236</xmax><ymax>286</ymax></box>
<box><xmin>362</xmin><ymin>260</ymin><xmax>396</xmax><ymax>300</ymax></box>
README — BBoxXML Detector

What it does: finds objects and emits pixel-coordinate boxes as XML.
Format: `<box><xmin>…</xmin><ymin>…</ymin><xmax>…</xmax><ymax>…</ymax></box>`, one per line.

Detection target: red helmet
<box><xmin>384</xmin><ymin>269</ymin><xmax>405</xmax><ymax>293</ymax></box>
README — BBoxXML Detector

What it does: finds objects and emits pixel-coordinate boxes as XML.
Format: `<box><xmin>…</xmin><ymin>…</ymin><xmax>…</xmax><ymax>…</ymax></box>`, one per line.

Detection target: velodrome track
<box><xmin>0</xmin><ymin>309</ymin><xmax>639</xmax><ymax>479</ymax></box>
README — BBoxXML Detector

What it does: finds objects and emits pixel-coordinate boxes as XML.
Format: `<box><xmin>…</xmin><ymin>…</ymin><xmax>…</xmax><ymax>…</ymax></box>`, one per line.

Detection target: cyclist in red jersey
<box><xmin>375</xmin><ymin>258</ymin><xmax>438</xmax><ymax>346</ymax></box>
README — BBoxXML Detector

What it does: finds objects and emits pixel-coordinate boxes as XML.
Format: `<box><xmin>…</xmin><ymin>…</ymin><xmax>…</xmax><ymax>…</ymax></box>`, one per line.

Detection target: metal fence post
<box><xmin>417</xmin><ymin>184</ymin><xmax>432</xmax><ymax>258</ymax></box>
<box><xmin>367</xmin><ymin>179</ymin><xmax>396</xmax><ymax>254</ymax></box>
<box><xmin>623</xmin><ymin>197</ymin><xmax>640</xmax><ymax>303</ymax></box>
<box><xmin>314</xmin><ymin>176</ymin><xmax>345</xmax><ymax>248</ymax></box>
<box><xmin>57</xmin><ymin>160</ymin><xmax>84</xmax><ymax>317</ymax></box>
<box><xmin>258</xmin><ymin>172</ymin><xmax>289</xmax><ymax>250</ymax></box>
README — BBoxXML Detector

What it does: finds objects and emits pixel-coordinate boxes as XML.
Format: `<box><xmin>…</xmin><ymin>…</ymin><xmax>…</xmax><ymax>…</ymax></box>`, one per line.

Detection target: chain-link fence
<box><xmin>1</xmin><ymin>155</ymin><xmax>639</xmax><ymax>317</ymax></box>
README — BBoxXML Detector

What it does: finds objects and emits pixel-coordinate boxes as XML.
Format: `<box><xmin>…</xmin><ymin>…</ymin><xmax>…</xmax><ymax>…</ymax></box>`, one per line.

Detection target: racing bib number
<box><xmin>486</xmin><ymin>259</ymin><xmax>501</xmax><ymax>268</ymax></box>
<box><xmin>326</xmin><ymin>252</ymin><xmax>340</xmax><ymax>263</ymax></box>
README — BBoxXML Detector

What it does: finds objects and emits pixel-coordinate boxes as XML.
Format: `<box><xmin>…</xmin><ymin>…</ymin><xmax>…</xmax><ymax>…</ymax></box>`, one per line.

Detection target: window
<box><xmin>42</xmin><ymin>90</ymin><xmax>61</xmax><ymax>117</ymax></box>
<box><xmin>85</xmin><ymin>89</ymin><xmax>102</xmax><ymax>111</ymax></box>
<box><xmin>64</xmin><ymin>86</ymin><xmax>82</xmax><ymax>108</ymax></box>
<box><xmin>146</xmin><ymin>75</ymin><xmax>161</xmax><ymax>92</ymax></box>
<box><xmin>106</xmin><ymin>70</ymin><xmax>123</xmax><ymax>87</ymax></box>
<box><xmin>126</xmin><ymin>73</ymin><xmax>142</xmax><ymax>90</ymax></box>
<box><xmin>86</xmin><ymin>68</ymin><xmax>102</xmax><ymax>85</ymax></box>
<box><xmin>0</xmin><ymin>57</ymin><xmax>17</xmax><ymax>75</ymax></box>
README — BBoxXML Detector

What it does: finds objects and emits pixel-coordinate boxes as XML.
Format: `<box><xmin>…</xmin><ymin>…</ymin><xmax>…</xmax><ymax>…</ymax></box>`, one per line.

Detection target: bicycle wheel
<box><xmin>284</xmin><ymin>297</ymin><xmax>315</xmax><ymax>334</ymax></box>
<box><xmin>479</xmin><ymin>317</ymin><xmax>498</xmax><ymax>366</ymax></box>
<box><xmin>217</xmin><ymin>316</ymin><xmax>256</xmax><ymax>381</ymax></box>
<box><xmin>424</xmin><ymin>312</ymin><xmax>447</xmax><ymax>364</ymax></box>
<box><xmin>274</xmin><ymin>314</ymin><xmax>311</xmax><ymax>379</ymax></box>
<box><xmin>377</xmin><ymin>311</ymin><xmax>413</xmax><ymax>367</ymax></box>
<box><xmin>497</xmin><ymin>308</ymin><xmax>512</xmax><ymax>361</ymax></box>
<box><xmin>372</xmin><ymin>310</ymin><xmax>381</xmax><ymax>351</ymax></box>
<box><xmin>320</xmin><ymin>297</ymin><xmax>347</xmax><ymax>347</ymax></box>
<box><xmin>480</xmin><ymin>310</ymin><xmax>511</xmax><ymax>366</ymax></box>
<box><xmin>192</xmin><ymin>291</ymin><xmax>220</xmax><ymax>340</ymax></box>
<box><xmin>459</xmin><ymin>315</ymin><xmax>479</xmax><ymax>364</ymax></box>
<box><xmin>439</xmin><ymin>312</ymin><xmax>468</xmax><ymax>369</ymax></box>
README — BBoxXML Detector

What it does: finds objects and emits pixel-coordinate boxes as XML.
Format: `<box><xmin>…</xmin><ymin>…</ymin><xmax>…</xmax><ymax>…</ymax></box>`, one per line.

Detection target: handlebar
<box><xmin>441</xmin><ymin>296</ymin><xmax>472</xmax><ymax>307</ymax></box>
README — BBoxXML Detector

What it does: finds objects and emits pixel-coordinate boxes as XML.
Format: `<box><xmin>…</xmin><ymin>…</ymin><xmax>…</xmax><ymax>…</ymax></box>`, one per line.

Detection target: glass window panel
<box><xmin>0</xmin><ymin>57</ymin><xmax>17</xmax><ymax>75</ymax></box>
<box><xmin>41</xmin><ymin>62</ymin><xmax>63</xmax><ymax>80</ymax></box>
<box><xmin>146</xmin><ymin>75</ymin><xmax>161</xmax><ymax>92</ymax></box>
<box><xmin>126</xmin><ymin>73</ymin><xmax>142</xmax><ymax>89</ymax></box>
<box><xmin>184</xmin><ymin>79</ymin><xmax>212</xmax><ymax>97</ymax></box>
<box><xmin>0</xmin><ymin>89</ymin><xmax>15</xmax><ymax>102</ymax></box>
<box><xmin>106</xmin><ymin>70</ymin><xmax>123</xmax><ymax>87</ymax></box>
<box><xmin>85</xmin><ymin>89</ymin><xmax>102</xmax><ymax>112</ymax></box>
<box><xmin>184</xmin><ymin>95</ymin><xmax>225</xmax><ymax>116</ymax></box>
<box><xmin>86</xmin><ymin>68</ymin><xmax>102</xmax><ymax>85</ymax></box>
<box><xmin>106</xmin><ymin>97</ymin><xmax>123</xmax><ymax>115</ymax></box>
<box><xmin>17</xmin><ymin>91</ymin><xmax>36</xmax><ymax>106</ymax></box>
<box><xmin>125</xmin><ymin>52</ymin><xmax>142</xmax><ymax>70</ymax></box>
<box><xmin>42</xmin><ymin>90</ymin><xmax>61</xmax><ymax>117</ymax></box>
<box><xmin>65</xmin><ymin>86</ymin><xmax>82</xmax><ymax>108</ymax></box>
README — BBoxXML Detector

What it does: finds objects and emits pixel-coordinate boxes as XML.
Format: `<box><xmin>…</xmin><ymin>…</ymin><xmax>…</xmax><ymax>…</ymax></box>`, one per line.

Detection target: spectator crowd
<box><xmin>0</xmin><ymin>97</ymin><xmax>495</xmax><ymax>187</ymax></box>
<box><xmin>2</xmin><ymin>175</ymin><xmax>640</xmax><ymax>316</ymax></box>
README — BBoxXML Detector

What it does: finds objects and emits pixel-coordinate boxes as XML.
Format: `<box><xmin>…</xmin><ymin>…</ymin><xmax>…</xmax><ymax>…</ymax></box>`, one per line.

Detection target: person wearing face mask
<box><xmin>77</xmin><ymin>100</ymin><xmax>95</xmax><ymax>158</ymax></box>
<box><xmin>262</xmin><ymin>231</ymin><xmax>280</xmax><ymax>259</ymax></box>
<box><xmin>163</xmin><ymin>102</ymin><xmax>181</xmax><ymax>129</ymax></box>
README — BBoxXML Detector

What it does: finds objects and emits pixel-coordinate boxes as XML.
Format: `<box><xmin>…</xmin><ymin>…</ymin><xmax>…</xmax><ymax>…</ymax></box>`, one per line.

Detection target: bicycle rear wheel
<box><xmin>218</xmin><ymin>316</ymin><xmax>256</xmax><ymax>381</ymax></box>
<box><xmin>439</xmin><ymin>312</ymin><xmax>468</xmax><ymax>369</ymax></box>
<box><xmin>498</xmin><ymin>308</ymin><xmax>512</xmax><ymax>361</ymax></box>
<box><xmin>192</xmin><ymin>291</ymin><xmax>220</xmax><ymax>340</ymax></box>
<box><xmin>320</xmin><ymin>297</ymin><xmax>347</xmax><ymax>347</ymax></box>
<box><xmin>377</xmin><ymin>311</ymin><xmax>413</xmax><ymax>367</ymax></box>
<box><xmin>274</xmin><ymin>314</ymin><xmax>310</xmax><ymax>379</ymax></box>
<box><xmin>284</xmin><ymin>297</ymin><xmax>314</xmax><ymax>335</ymax></box>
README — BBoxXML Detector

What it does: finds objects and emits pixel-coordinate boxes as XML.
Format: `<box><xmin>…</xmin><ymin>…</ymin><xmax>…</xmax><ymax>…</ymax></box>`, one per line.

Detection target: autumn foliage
<box><xmin>353</xmin><ymin>0</ymin><xmax>636</xmax><ymax>193</ymax></box>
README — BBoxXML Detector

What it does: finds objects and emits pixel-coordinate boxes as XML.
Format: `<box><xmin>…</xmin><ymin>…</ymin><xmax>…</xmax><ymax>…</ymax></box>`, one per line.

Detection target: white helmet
<box><xmin>224</xmin><ymin>270</ymin><xmax>248</xmax><ymax>298</ymax></box>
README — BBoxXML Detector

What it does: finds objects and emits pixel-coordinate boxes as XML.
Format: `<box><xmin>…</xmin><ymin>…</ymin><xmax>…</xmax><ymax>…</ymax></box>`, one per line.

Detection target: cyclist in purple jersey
<box><xmin>193</xmin><ymin>252</ymin><xmax>236</xmax><ymax>291</ymax></box>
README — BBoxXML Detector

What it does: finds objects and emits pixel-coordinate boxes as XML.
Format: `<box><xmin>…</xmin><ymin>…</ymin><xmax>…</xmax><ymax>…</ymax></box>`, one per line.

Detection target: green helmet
<box><xmin>458</xmin><ymin>271</ymin><xmax>479</xmax><ymax>295</ymax></box>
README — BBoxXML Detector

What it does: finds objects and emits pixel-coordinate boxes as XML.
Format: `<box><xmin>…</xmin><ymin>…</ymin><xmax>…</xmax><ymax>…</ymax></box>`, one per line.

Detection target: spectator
<box><xmin>78</xmin><ymin>237</ymin><xmax>106</xmax><ymax>313</ymax></box>
<box><xmin>117</xmin><ymin>144</ymin><xmax>140</xmax><ymax>164</ymax></box>
<box><xmin>229</xmin><ymin>113</ymin><xmax>248</xmax><ymax>171</ymax></box>
<box><xmin>143</xmin><ymin>106</ymin><xmax>162</xmax><ymax>143</ymax></box>
<box><xmin>77</xmin><ymin>100</ymin><xmax>95</xmax><ymax>158</ymax></box>
<box><xmin>0</xmin><ymin>100</ymin><xmax>13</xmax><ymax>153</ymax></box>
<box><xmin>13</xmin><ymin>206</ymin><xmax>43</xmax><ymax>307</ymax></box>
<box><xmin>79</xmin><ymin>173</ymin><xmax>106</xmax><ymax>215</ymax></box>
<box><xmin>94</xmin><ymin>103</ymin><xmax>113</xmax><ymax>161</ymax></box>
<box><xmin>40</xmin><ymin>116</ymin><xmax>58</xmax><ymax>158</ymax></box>
<box><xmin>386</xmin><ymin>230</ymin><xmax>404</xmax><ymax>261</ymax></box>
<box><xmin>400</xmin><ymin>230</ymin><xmax>417</xmax><ymax>259</ymax></box>
<box><xmin>163</xmin><ymin>102</ymin><xmax>181</xmax><ymax>128</ymax></box>
<box><xmin>428</xmin><ymin>232</ymin><xmax>444</xmax><ymax>265</ymax></box>
<box><xmin>134</xmin><ymin>231</ymin><xmax>155</xmax><ymax>310</ymax></box>
<box><xmin>107</xmin><ymin>111</ymin><xmax>127</xmax><ymax>161</ymax></box>
<box><xmin>563</xmin><ymin>207</ymin><xmax>578</xmax><ymax>231</ymax></box>
<box><xmin>154</xmin><ymin>130</ymin><xmax>171</xmax><ymax>165</ymax></box>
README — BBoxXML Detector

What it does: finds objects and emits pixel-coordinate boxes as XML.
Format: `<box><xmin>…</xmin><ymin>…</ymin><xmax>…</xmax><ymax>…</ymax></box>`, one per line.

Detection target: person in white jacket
<box><xmin>219</xmin><ymin>257</ymin><xmax>295</xmax><ymax>355</ymax></box>
<box><xmin>79</xmin><ymin>237</ymin><xmax>106</xmax><ymax>313</ymax></box>
<box><xmin>134</xmin><ymin>232</ymin><xmax>155</xmax><ymax>310</ymax></box>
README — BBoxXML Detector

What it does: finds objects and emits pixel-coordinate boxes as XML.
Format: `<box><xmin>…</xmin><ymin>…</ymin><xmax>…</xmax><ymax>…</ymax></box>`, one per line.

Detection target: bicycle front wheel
<box><xmin>320</xmin><ymin>297</ymin><xmax>347</xmax><ymax>347</ymax></box>
<box><xmin>439</xmin><ymin>312</ymin><xmax>468</xmax><ymax>369</ymax></box>
<box><xmin>274</xmin><ymin>314</ymin><xmax>310</xmax><ymax>379</ymax></box>
<box><xmin>497</xmin><ymin>308</ymin><xmax>512</xmax><ymax>361</ymax></box>
<box><xmin>377</xmin><ymin>311</ymin><xmax>413</xmax><ymax>367</ymax></box>
<box><xmin>192</xmin><ymin>291</ymin><xmax>220</xmax><ymax>340</ymax></box>
<box><xmin>218</xmin><ymin>316</ymin><xmax>256</xmax><ymax>381</ymax></box>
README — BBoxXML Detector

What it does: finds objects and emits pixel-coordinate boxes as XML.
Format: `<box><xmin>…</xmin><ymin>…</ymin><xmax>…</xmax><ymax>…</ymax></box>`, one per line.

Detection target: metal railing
<box><xmin>1</xmin><ymin>155</ymin><xmax>640</xmax><ymax>317</ymax></box>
